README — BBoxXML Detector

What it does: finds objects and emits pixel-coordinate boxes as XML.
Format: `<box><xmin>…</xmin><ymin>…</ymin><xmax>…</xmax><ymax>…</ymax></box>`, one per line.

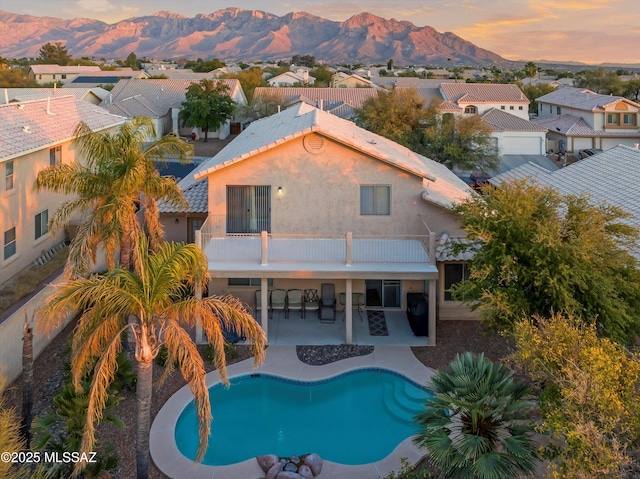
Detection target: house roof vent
<box><xmin>303</xmin><ymin>133</ymin><xmax>325</xmax><ymax>154</ymax></box>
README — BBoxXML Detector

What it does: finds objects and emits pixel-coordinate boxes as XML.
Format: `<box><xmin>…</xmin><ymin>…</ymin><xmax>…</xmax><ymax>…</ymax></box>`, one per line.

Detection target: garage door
<box><xmin>502</xmin><ymin>137</ymin><xmax>542</xmax><ymax>155</ymax></box>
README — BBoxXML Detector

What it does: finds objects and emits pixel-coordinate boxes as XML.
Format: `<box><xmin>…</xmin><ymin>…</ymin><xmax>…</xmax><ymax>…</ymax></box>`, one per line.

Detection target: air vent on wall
<box><xmin>303</xmin><ymin>134</ymin><xmax>325</xmax><ymax>154</ymax></box>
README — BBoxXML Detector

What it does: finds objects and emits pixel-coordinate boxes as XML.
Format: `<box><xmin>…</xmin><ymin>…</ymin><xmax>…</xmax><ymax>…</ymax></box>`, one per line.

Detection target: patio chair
<box><xmin>286</xmin><ymin>289</ymin><xmax>303</xmax><ymax>318</ymax></box>
<box><xmin>303</xmin><ymin>289</ymin><xmax>320</xmax><ymax>319</ymax></box>
<box><xmin>270</xmin><ymin>289</ymin><xmax>287</xmax><ymax>318</ymax></box>
<box><xmin>319</xmin><ymin>283</ymin><xmax>336</xmax><ymax>323</ymax></box>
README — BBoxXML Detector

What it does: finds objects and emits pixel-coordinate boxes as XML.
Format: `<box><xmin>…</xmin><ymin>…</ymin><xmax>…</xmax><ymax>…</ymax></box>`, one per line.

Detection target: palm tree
<box><xmin>34</xmin><ymin>116</ymin><xmax>193</xmax><ymax>277</ymax></box>
<box><xmin>524</xmin><ymin>61</ymin><xmax>538</xmax><ymax>86</ymax></box>
<box><xmin>38</xmin><ymin>237</ymin><xmax>267</xmax><ymax>479</ymax></box>
<box><xmin>414</xmin><ymin>352</ymin><xmax>537</xmax><ymax>479</ymax></box>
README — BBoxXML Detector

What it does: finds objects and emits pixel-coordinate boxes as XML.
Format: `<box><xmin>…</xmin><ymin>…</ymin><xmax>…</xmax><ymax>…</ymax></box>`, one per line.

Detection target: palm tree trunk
<box><xmin>120</xmin><ymin>231</ymin><xmax>131</xmax><ymax>271</ymax></box>
<box><xmin>20</xmin><ymin>321</ymin><xmax>33</xmax><ymax>449</ymax></box>
<box><xmin>136</xmin><ymin>360</ymin><xmax>153</xmax><ymax>479</ymax></box>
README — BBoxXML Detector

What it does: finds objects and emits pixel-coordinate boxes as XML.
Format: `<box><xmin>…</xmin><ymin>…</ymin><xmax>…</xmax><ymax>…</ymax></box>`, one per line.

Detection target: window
<box><xmin>50</xmin><ymin>146</ymin><xmax>61</xmax><ymax>166</ymax></box>
<box><xmin>365</xmin><ymin>279</ymin><xmax>401</xmax><ymax>308</ymax></box>
<box><xmin>623</xmin><ymin>113</ymin><xmax>637</xmax><ymax>126</ymax></box>
<box><xmin>5</xmin><ymin>160</ymin><xmax>14</xmax><ymax>191</ymax></box>
<box><xmin>360</xmin><ymin>185</ymin><xmax>390</xmax><ymax>215</ymax></box>
<box><xmin>501</xmin><ymin>105</ymin><xmax>505</xmax><ymax>110</ymax></box>
<box><xmin>226</xmin><ymin>186</ymin><xmax>271</xmax><ymax>234</ymax></box>
<box><xmin>519</xmin><ymin>106</ymin><xmax>524</xmax><ymax>110</ymax></box>
<box><xmin>510</xmin><ymin>105</ymin><xmax>514</xmax><ymax>110</ymax></box>
<box><xmin>35</xmin><ymin>210</ymin><xmax>48</xmax><ymax>240</ymax></box>
<box><xmin>4</xmin><ymin>227</ymin><xmax>16</xmax><ymax>260</ymax></box>
<box><xmin>464</xmin><ymin>105</ymin><xmax>478</xmax><ymax>114</ymax></box>
<box><xmin>444</xmin><ymin>263</ymin><xmax>470</xmax><ymax>301</ymax></box>
<box><xmin>228</xmin><ymin>278</ymin><xmax>273</xmax><ymax>287</ymax></box>
<box><xmin>52</xmin><ymin>75</ymin><xmax>56</xmax><ymax>79</ymax></box>
<box><xmin>549</xmin><ymin>105</ymin><xmax>552</xmax><ymax>114</ymax></box>
<box><xmin>61</xmin><ymin>74</ymin><xmax>66</xmax><ymax>80</ymax></box>
<box><xmin>607</xmin><ymin>113</ymin><xmax>620</xmax><ymax>125</ymax></box>
<box><xmin>556</xmin><ymin>106</ymin><xmax>561</xmax><ymax>115</ymax></box>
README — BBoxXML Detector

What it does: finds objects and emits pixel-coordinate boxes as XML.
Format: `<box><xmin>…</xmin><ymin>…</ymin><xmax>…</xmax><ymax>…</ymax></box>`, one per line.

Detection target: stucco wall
<box><xmin>205</xmin><ymin>133</ymin><xmax>464</xmax><ymax>237</ymax></box>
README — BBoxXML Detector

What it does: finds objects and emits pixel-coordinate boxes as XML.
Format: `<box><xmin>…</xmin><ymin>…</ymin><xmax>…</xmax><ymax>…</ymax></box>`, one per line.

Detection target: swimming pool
<box><xmin>174</xmin><ymin>368</ymin><xmax>432</xmax><ymax>466</ymax></box>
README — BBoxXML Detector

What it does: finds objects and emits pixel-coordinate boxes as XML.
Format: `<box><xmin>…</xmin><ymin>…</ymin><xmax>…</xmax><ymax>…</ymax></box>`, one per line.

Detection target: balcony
<box><xmin>197</xmin><ymin>216</ymin><xmax>438</xmax><ymax>280</ymax></box>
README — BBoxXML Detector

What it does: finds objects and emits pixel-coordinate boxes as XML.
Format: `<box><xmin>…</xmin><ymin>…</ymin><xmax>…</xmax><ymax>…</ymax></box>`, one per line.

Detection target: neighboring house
<box><xmin>63</xmin><ymin>68</ymin><xmax>147</xmax><ymax>87</ymax></box>
<box><xmin>101</xmin><ymin>79</ymin><xmax>247</xmax><ymax>140</ymax></box>
<box><xmin>438</xmin><ymin>83</ymin><xmax>530</xmax><ymax>120</ymax></box>
<box><xmin>331</xmin><ymin>73</ymin><xmax>374</xmax><ymax>88</ymax></box>
<box><xmin>489</xmin><ymin>144</ymin><xmax>640</xmax><ymax>260</ymax></box>
<box><xmin>534</xmin><ymin>87</ymin><xmax>640</xmax><ymax>153</ymax></box>
<box><xmin>160</xmin><ymin>103</ymin><xmax>476</xmax><ymax>345</ymax></box>
<box><xmin>480</xmin><ymin>108</ymin><xmax>548</xmax><ymax>155</ymax></box>
<box><xmin>2</xmin><ymin>87</ymin><xmax>109</xmax><ymax>105</ymax></box>
<box><xmin>252</xmin><ymin>87</ymin><xmax>379</xmax><ymax>120</ymax></box>
<box><xmin>0</xmin><ymin>96</ymin><xmax>126</xmax><ymax>286</ymax></box>
<box><xmin>267</xmin><ymin>71</ymin><xmax>315</xmax><ymax>87</ymax></box>
<box><xmin>28</xmin><ymin>65</ymin><xmax>101</xmax><ymax>85</ymax></box>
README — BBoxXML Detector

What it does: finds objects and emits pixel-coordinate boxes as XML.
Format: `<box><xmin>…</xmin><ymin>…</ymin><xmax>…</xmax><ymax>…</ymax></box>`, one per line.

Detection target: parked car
<box><xmin>578</xmin><ymin>148</ymin><xmax>603</xmax><ymax>159</ymax></box>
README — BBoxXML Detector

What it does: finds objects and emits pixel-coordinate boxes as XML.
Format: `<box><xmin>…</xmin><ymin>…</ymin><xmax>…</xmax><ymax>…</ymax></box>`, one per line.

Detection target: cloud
<box><xmin>76</xmin><ymin>0</ymin><xmax>117</xmax><ymax>13</ymax></box>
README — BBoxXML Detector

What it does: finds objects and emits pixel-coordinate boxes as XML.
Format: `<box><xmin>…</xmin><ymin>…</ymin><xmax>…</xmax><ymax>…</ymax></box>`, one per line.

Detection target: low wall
<box><xmin>0</xmin><ymin>273</ymin><xmax>75</xmax><ymax>386</ymax></box>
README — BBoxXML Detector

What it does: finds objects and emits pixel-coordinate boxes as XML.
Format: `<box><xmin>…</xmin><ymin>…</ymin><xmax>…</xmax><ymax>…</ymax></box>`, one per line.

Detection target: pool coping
<box><xmin>150</xmin><ymin>346</ymin><xmax>437</xmax><ymax>479</ymax></box>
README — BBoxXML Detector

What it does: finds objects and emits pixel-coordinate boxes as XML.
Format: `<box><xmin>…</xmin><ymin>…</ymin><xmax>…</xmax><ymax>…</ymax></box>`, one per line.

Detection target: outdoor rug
<box><xmin>367</xmin><ymin>310</ymin><xmax>388</xmax><ymax>336</ymax></box>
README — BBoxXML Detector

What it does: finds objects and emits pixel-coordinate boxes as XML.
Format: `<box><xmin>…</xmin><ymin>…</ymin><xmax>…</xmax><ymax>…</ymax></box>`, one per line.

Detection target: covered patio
<box><xmin>195</xmin><ymin>229</ymin><xmax>439</xmax><ymax>346</ymax></box>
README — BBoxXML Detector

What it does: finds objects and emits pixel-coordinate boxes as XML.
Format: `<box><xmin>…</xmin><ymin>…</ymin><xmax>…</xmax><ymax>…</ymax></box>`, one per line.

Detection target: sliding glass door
<box><xmin>365</xmin><ymin>280</ymin><xmax>401</xmax><ymax>308</ymax></box>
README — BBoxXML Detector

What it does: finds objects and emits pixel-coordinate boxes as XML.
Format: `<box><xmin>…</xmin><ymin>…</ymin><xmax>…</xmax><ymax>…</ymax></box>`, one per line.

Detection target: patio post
<box><xmin>261</xmin><ymin>278</ymin><xmax>269</xmax><ymax>343</ymax></box>
<box><xmin>346</xmin><ymin>232</ymin><xmax>352</xmax><ymax>265</ymax></box>
<box><xmin>195</xmin><ymin>229</ymin><xmax>204</xmax><ymax>344</ymax></box>
<box><xmin>261</xmin><ymin>231</ymin><xmax>268</xmax><ymax>265</ymax></box>
<box><xmin>428</xmin><ymin>278</ymin><xmax>436</xmax><ymax>346</ymax></box>
<box><xmin>345</xmin><ymin>279</ymin><xmax>353</xmax><ymax>344</ymax></box>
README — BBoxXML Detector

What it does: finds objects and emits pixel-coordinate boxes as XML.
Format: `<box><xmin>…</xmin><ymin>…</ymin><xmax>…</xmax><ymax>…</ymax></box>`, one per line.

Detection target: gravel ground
<box><xmin>6</xmin><ymin>319</ymin><xmax>513</xmax><ymax>479</ymax></box>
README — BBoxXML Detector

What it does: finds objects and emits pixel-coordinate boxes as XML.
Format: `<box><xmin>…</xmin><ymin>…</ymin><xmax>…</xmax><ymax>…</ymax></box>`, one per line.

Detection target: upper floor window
<box><xmin>510</xmin><ymin>106</ymin><xmax>514</xmax><ymax>110</ymax></box>
<box><xmin>4</xmin><ymin>227</ymin><xmax>16</xmax><ymax>260</ymax></box>
<box><xmin>5</xmin><ymin>160</ymin><xmax>14</xmax><ymax>191</ymax></box>
<box><xmin>549</xmin><ymin>105</ymin><xmax>552</xmax><ymax>114</ymax></box>
<box><xmin>556</xmin><ymin>106</ymin><xmax>561</xmax><ymax>115</ymax></box>
<box><xmin>360</xmin><ymin>185</ymin><xmax>390</xmax><ymax>216</ymax></box>
<box><xmin>501</xmin><ymin>106</ymin><xmax>505</xmax><ymax>110</ymax></box>
<box><xmin>50</xmin><ymin>146</ymin><xmax>61</xmax><ymax>166</ymax></box>
<box><xmin>623</xmin><ymin>113</ymin><xmax>637</xmax><ymax>126</ymax></box>
<box><xmin>464</xmin><ymin>105</ymin><xmax>478</xmax><ymax>114</ymax></box>
<box><xmin>226</xmin><ymin>185</ymin><xmax>271</xmax><ymax>234</ymax></box>
<box><xmin>61</xmin><ymin>74</ymin><xmax>67</xmax><ymax>80</ymax></box>
<box><xmin>519</xmin><ymin>106</ymin><xmax>524</xmax><ymax>110</ymax></box>
<box><xmin>35</xmin><ymin>209</ymin><xmax>49</xmax><ymax>240</ymax></box>
<box><xmin>607</xmin><ymin>113</ymin><xmax>620</xmax><ymax>125</ymax></box>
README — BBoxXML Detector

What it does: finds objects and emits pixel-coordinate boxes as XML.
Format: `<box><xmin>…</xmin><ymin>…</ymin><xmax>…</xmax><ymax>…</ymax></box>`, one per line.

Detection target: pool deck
<box><xmin>150</xmin><ymin>346</ymin><xmax>437</xmax><ymax>479</ymax></box>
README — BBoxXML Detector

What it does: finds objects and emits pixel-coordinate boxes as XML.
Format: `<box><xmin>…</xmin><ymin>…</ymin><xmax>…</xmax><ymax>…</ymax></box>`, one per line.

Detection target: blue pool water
<box><xmin>174</xmin><ymin>369</ymin><xmax>432</xmax><ymax>466</ymax></box>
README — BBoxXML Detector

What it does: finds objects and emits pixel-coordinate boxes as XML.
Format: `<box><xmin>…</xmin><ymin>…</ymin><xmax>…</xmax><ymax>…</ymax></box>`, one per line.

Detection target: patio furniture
<box><xmin>303</xmin><ymin>289</ymin><xmax>320</xmax><ymax>318</ymax></box>
<box><xmin>286</xmin><ymin>289</ymin><xmax>303</xmax><ymax>318</ymax></box>
<box><xmin>406</xmin><ymin>292</ymin><xmax>428</xmax><ymax>336</ymax></box>
<box><xmin>339</xmin><ymin>292</ymin><xmax>365</xmax><ymax>321</ymax></box>
<box><xmin>319</xmin><ymin>283</ymin><xmax>336</xmax><ymax>323</ymax></box>
<box><xmin>270</xmin><ymin>289</ymin><xmax>287</xmax><ymax>318</ymax></box>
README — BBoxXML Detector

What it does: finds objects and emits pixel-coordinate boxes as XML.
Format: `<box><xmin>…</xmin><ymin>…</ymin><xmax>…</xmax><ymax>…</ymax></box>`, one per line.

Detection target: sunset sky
<box><xmin>2</xmin><ymin>0</ymin><xmax>638</xmax><ymax>65</ymax></box>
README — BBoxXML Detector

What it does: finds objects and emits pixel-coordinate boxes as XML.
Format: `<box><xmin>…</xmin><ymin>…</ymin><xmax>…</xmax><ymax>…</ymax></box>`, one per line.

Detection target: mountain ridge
<box><xmin>0</xmin><ymin>8</ymin><xmax>509</xmax><ymax>66</ymax></box>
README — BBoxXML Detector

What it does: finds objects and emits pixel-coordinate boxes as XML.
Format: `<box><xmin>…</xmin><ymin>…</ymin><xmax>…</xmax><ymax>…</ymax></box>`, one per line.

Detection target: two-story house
<box><xmin>0</xmin><ymin>96</ymin><xmax>125</xmax><ymax>286</ymax></box>
<box><xmin>160</xmin><ymin>103</ymin><xmax>475</xmax><ymax>346</ymax></box>
<box><xmin>534</xmin><ymin>87</ymin><xmax>640</xmax><ymax>153</ymax></box>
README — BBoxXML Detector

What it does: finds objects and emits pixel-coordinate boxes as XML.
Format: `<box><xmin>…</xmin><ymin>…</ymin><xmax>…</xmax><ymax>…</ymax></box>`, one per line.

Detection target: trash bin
<box><xmin>406</xmin><ymin>292</ymin><xmax>428</xmax><ymax>336</ymax></box>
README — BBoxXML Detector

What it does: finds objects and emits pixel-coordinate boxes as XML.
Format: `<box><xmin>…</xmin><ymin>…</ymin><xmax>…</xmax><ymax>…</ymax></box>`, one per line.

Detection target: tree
<box><xmin>179</xmin><ymin>79</ymin><xmax>236</xmax><ymax>142</ymax></box>
<box><xmin>574</xmin><ymin>67</ymin><xmax>623</xmax><ymax>95</ymax></box>
<box><xmin>38</xmin><ymin>41</ymin><xmax>72</xmax><ymax>65</ymax></box>
<box><xmin>38</xmin><ymin>237</ymin><xmax>267</xmax><ymax>479</ymax></box>
<box><xmin>414</xmin><ymin>352</ymin><xmax>537</xmax><ymax>479</ymax></box>
<box><xmin>291</xmin><ymin>54</ymin><xmax>315</xmax><ymax>68</ymax></box>
<box><xmin>518</xmin><ymin>82</ymin><xmax>557</xmax><ymax>113</ymax></box>
<box><xmin>34</xmin><ymin>117</ymin><xmax>193</xmax><ymax>277</ymax></box>
<box><xmin>623</xmin><ymin>78</ymin><xmax>640</xmax><ymax>101</ymax></box>
<box><xmin>125</xmin><ymin>52</ymin><xmax>140</xmax><ymax>70</ymax></box>
<box><xmin>0</xmin><ymin>68</ymin><xmax>39</xmax><ymax>87</ymax></box>
<box><xmin>421</xmin><ymin>101</ymin><xmax>499</xmax><ymax>173</ymax></box>
<box><xmin>387</xmin><ymin>58</ymin><xmax>394</xmax><ymax>71</ymax></box>
<box><xmin>451</xmin><ymin>179</ymin><xmax>640</xmax><ymax>342</ymax></box>
<box><xmin>184</xmin><ymin>58</ymin><xmax>226</xmax><ymax>73</ymax></box>
<box><xmin>524</xmin><ymin>61</ymin><xmax>538</xmax><ymax>86</ymax></box>
<box><xmin>354</xmin><ymin>88</ymin><xmax>427</xmax><ymax>149</ymax></box>
<box><xmin>310</xmin><ymin>65</ymin><xmax>333</xmax><ymax>86</ymax></box>
<box><xmin>513</xmin><ymin>313</ymin><xmax>640</xmax><ymax>478</ymax></box>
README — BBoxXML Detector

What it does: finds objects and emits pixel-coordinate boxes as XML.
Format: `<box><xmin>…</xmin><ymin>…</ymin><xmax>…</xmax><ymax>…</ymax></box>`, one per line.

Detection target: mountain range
<box><xmin>0</xmin><ymin>8</ymin><xmax>508</xmax><ymax>66</ymax></box>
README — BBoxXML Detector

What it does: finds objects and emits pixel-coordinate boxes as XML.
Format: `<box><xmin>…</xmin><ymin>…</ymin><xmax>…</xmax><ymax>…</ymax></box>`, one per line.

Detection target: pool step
<box><xmin>382</xmin><ymin>383</ymin><xmax>426</xmax><ymax>425</ymax></box>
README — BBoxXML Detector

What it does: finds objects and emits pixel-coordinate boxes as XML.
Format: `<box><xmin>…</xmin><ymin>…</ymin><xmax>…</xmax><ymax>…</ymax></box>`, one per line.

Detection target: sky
<box><xmin>2</xmin><ymin>0</ymin><xmax>638</xmax><ymax>65</ymax></box>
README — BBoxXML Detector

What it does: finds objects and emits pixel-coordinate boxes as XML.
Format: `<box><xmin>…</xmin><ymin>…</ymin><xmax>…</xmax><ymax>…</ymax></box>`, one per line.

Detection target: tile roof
<box><xmin>0</xmin><ymin>96</ymin><xmax>126</xmax><ymax>161</ymax></box>
<box><xmin>159</xmin><ymin>178</ymin><xmax>208</xmax><ymax>214</ymax></box>
<box><xmin>397</xmin><ymin>87</ymin><xmax>443</xmax><ymax>107</ymax></box>
<box><xmin>2</xmin><ymin>87</ymin><xmax>104</xmax><ymax>103</ymax></box>
<box><xmin>253</xmin><ymin>87</ymin><xmax>378</xmax><ymax>110</ymax></box>
<box><xmin>29</xmin><ymin>65</ymin><xmax>101</xmax><ymax>74</ymax></box>
<box><xmin>481</xmin><ymin>108</ymin><xmax>548</xmax><ymax>132</ymax></box>
<box><xmin>489</xmin><ymin>144</ymin><xmax>640</xmax><ymax>258</ymax></box>
<box><xmin>439</xmin><ymin>83</ymin><xmax>529</xmax><ymax>104</ymax></box>
<box><xmin>102</xmin><ymin>78</ymin><xmax>245</xmax><ymax>114</ymax></box>
<box><xmin>191</xmin><ymin>102</ymin><xmax>473</xmax><ymax>209</ymax></box>
<box><xmin>533</xmin><ymin>114</ymin><xmax>640</xmax><ymax>137</ymax></box>
<box><xmin>101</xmin><ymin>95</ymin><xmax>165</xmax><ymax>118</ymax></box>
<box><xmin>535</xmin><ymin>87</ymin><xmax>640</xmax><ymax>111</ymax></box>
<box><xmin>436</xmin><ymin>232</ymin><xmax>480</xmax><ymax>262</ymax></box>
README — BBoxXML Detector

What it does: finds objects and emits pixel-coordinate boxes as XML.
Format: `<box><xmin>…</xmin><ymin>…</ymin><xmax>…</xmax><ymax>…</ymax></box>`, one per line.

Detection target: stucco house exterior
<box><xmin>160</xmin><ymin>103</ymin><xmax>476</xmax><ymax>345</ymax></box>
<box><xmin>0</xmin><ymin>96</ymin><xmax>125</xmax><ymax>286</ymax></box>
<box><xmin>533</xmin><ymin>87</ymin><xmax>640</xmax><ymax>153</ymax></box>
<box><xmin>28</xmin><ymin>65</ymin><xmax>101</xmax><ymax>85</ymax></box>
<box><xmin>332</xmin><ymin>73</ymin><xmax>375</xmax><ymax>88</ymax></box>
<box><xmin>101</xmin><ymin>79</ymin><xmax>246</xmax><ymax>140</ymax></box>
<box><xmin>267</xmin><ymin>71</ymin><xmax>315</xmax><ymax>87</ymax></box>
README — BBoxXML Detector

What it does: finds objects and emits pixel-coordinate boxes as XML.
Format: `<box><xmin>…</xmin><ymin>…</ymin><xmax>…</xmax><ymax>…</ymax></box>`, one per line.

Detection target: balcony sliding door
<box><xmin>226</xmin><ymin>185</ymin><xmax>271</xmax><ymax>234</ymax></box>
